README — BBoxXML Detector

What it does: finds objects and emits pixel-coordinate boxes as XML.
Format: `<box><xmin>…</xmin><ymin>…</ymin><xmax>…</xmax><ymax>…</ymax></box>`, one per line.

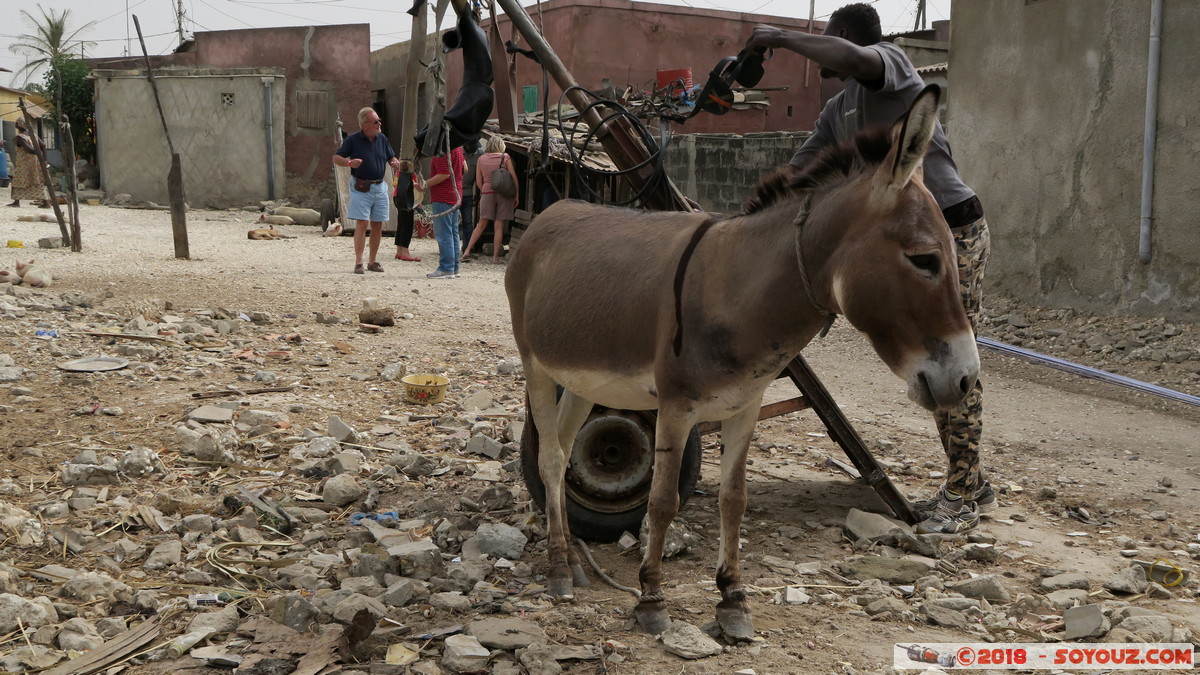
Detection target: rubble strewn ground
<box><xmin>0</xmin><ymin>200</ymin><xmax>1198</xmax><ymax>674</ymax></box>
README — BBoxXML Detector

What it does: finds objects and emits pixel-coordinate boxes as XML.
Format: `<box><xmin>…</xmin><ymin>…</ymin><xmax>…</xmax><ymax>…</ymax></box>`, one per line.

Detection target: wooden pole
<box><xmin>17</xmin><ymin>99</ymin><xmax>72</xmax><ymax>247</ymax></box>
<box><xmin>493</xmin><ymin>0</ymin><xmax>692</xmax><ymax>211</ymax></box>
<box><xmin>60</xmin><ymin>114</ymin><xmax>82</xmax><ymax>251</ymax></box>
<box><xmin>401</xmin><ymin>2</ymin><xmax>429</xmax><ymax>161</ymax></box>
<box><xmin>133</xmin><ymin>14</ymin><xmax>190</xmax><ymax>260</ymax></box>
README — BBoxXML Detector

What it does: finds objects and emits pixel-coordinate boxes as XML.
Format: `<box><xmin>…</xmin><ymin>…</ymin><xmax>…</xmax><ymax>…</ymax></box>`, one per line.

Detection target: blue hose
<box><xmin>977</xmin><ymin>337</ymin><xmax>1200</xmax><ymax>408</ymax></box>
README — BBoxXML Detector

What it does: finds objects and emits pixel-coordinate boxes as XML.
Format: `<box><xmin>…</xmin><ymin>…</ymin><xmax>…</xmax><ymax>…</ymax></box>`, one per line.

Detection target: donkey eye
<box><xmin>907</xmin><ymin>253</ymin><xmax>940</xmax><ymax>277</ymax></box>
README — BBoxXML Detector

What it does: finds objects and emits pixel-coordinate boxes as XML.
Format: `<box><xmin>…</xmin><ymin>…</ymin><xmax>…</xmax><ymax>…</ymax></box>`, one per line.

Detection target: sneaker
<box><xmin>913</xmin><ymin>481</ymin><xmax>997</xmax><ymax>516</ymax></box>
<box><xmin>426</xmin><ymin>269</ymin><xmax>454</xmax><ymax>279</ymax></box>
<box><xmin>914</xmin><ymin>491</ymin><xmax>981</xmax><ymax>534</ymax></box>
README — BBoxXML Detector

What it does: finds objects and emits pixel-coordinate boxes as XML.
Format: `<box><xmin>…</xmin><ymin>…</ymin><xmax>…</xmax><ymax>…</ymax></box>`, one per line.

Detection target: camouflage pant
<box><xmin>933</xmin><ymin>216</ymin><xmax>990</xmax><ymax>497</ymax></box>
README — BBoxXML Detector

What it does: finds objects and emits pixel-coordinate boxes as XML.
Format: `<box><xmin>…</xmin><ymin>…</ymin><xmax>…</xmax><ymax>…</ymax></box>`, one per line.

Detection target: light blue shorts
<box><xmin>348</xmin><ymin>180</ymin><xmax>389</xmax><ymax>222</ymax></box>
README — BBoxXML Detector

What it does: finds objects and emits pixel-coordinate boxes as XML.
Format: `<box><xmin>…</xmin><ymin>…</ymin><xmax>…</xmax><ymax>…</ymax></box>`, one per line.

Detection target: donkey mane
<box><xmin>742</xmin><ymin>126</ymin><xmax>894</xmax><ymax>215</ymax></box>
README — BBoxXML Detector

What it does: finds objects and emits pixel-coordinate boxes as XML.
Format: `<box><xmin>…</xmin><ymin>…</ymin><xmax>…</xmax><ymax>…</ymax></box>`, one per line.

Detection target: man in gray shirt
<box><xmin>747</xmin><ymin>3</ymin><xmax>993</xmax><ymax>534</ymax></box>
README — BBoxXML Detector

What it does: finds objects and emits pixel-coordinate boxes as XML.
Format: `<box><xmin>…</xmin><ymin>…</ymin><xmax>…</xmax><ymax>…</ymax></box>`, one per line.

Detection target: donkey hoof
<box><xmin>634</xmin><ymin>602</ymin><xmax>672</xmax><ymax>635</ymax></box>
<box><xmin>547</xmin><ymin>578</ymin><xmax>574</xmax><ymax>600</ymax></box>
<box><xmin>715</xmin><ymin>607</ymin><xmax>755</xmax><ymax>642</ymax></box>
<box><xmin>571</xmin><ymin>564</ymin><xmax>590</xmax><ymax>588</ymax></box>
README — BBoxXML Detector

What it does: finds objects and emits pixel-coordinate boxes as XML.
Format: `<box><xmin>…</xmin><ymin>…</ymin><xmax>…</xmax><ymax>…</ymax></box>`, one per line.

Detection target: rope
<box><xmin>574</xmin><ymin>537</ymin><xmax>641</xmax><ymax>597</ymax></box>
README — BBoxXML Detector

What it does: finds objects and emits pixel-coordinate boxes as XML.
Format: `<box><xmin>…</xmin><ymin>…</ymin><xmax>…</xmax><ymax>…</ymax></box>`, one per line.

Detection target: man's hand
<box><xmin>348</xmin><ymin>158</ymin><xmax>363</xmax><ymax>169</ymax></box>
<box><xmin>746</xmin><ymin>24</ymin><xmax>791</xmax><ymax>52</ymax></box>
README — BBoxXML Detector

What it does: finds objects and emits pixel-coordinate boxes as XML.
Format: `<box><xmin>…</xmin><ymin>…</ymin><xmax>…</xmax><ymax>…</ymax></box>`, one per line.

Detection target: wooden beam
<box><xmin>493</xmin><ymin>0</ymin><xmax>692</xmax><ymax>212</ymax></box>
<box><xmin>134</xmin><ymin>15</ymin><xmax>189</xmax><ymax>260</ymax></box>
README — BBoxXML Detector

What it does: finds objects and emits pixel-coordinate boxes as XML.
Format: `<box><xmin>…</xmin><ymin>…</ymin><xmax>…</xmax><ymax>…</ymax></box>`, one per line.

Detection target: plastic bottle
<box><xmin>166</xmin><ymin>627</ymin><xmax>216</xmax><ymax>658</ymax></box>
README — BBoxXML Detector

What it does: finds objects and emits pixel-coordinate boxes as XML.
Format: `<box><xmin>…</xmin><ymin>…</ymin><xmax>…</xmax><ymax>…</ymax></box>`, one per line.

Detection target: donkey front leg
<box><xmin>634</xmin><ymin>406</ymin><xmax>696</xmax><ymax>634</ymax></box>
<box><xmin>714</xmin><ymin>400</ymin><xmax>762</xmax><ymax>641</ymax></box>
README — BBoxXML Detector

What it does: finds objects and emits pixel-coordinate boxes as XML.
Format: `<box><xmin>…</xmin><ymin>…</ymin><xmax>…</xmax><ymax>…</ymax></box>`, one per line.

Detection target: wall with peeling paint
<box><xmin>950</xmin><ymin>0</ymin><xmax>1200</xmax><ymax>320</ymax></box>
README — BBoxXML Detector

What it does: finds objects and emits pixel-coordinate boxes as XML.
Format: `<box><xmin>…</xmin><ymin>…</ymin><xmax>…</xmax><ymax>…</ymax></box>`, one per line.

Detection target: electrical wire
<box><xmin>552</xmin><ymin>85</ymin><xmax>674</xmax><ymax>208</ymax></box>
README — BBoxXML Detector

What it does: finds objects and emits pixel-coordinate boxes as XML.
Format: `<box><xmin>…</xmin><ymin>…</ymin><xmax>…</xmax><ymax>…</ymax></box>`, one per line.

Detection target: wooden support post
<box><xmin>60</xmin><ymin>115</ymin><xmax>82</xmax><ymax>251</ymax></box>
<box><xmin>17</xmin><ymin>99</ymin><xmax>71</xmax><ymax>247</ymax></box>
<box><xmin>134</xmin><ymin>15</ymin><xmax>189</xmax><ymax>260</ymax></box>
<box><xmin>493</xmin><ymin>0</ymin><xmax>692</xmax><ymax>212</ymax></box>
<box><xmin>784</xmin><ymin>354</ymin><xmax>918</xmax><ymax>524</ymax></box>
<box><xmin>488</xmin><ymin>7</ymin><xmax>518</xmax><ymax>131</ymax></box>
<box><xmin>401</xmin><ymin>3</ymin><xmax>429</xmax><ymax>161</ymax></box>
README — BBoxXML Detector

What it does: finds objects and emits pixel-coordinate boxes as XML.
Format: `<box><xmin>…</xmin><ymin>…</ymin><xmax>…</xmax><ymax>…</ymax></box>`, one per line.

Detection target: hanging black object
<box><xmin>688</xmin><ymin>47</ymin><xmax>768</xmax><ymax>119</ymax></box>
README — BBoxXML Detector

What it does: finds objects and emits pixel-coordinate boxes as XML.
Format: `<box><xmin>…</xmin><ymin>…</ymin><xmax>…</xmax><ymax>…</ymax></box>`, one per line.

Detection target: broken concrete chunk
<box><xmin>239</xmin><ymin>409</ymin><xmax>289</xmax><ymax>427</ymax></box>
<box><xmin>387</xmin><ymin>539</ymin><xmax>446</xmax><ymax>580</ymax></box>
<box><xmin>465</xmin><ymin>433</ymin><xmax>505</xmax><ymax>459</ymax></box>
<box><xmin>442</xmin><ymin>634</ymin><xmax>491</xmax><ymax>673</ymax></box>
<box><xmin>144</xmin><ymin>539</ymin><xmax>182</xmax><ymax>570</ymax></box>
<box><xmin>189</xmin><ymin>405</ymin><xmax>234</xmax><ymax>423</ymax></box>
<box><xmin>1064</xmin><ymin>603</ymin><xmax>1110</xmax><ymax>640</ymax></box>
<box><xmin>1040</xmin><ymin>572</ymin><xmax>1091</xmax><ymax>591</ymax></box>
<box><xmin>328</xmin><ymin>415</ymin><xmax>361</xmax><ymax>443</ymax></box>
<box><xmin>0</xmin><ymin>593</ymin><xmax>51</xmax><ymax>632</ymax></box>
<box><xmin>470</xmin><ymin>522</ymin><xmax>528</xmax><ymax>560</ymax></box>
<box><xmin>323</xmin><ymin>474</ymin><xmax>365</xmax><ymax>507</ymax></box>
<box><xmin>659</xmin><ymin>621</ymin><xmax>723</xmax><ymax>659</ymax></box>
<box><xmin>467</xmin><ymin>618</ymin><xmax>548</xmax><ymax>650</ymax></box>
<box><xmin>838</xmin><ymin>556</ymin><xmax>931</xmax><ymax>584</ymax></box>
<box><xmin>1103</xmin><ymin>566</ymin><xmax>1149</xmax><ymax>595</ymax></box>
<box><xmin>944</xmin><ymin>574</ymin><xmax>1011</xmax><ymax>603</ymax></box>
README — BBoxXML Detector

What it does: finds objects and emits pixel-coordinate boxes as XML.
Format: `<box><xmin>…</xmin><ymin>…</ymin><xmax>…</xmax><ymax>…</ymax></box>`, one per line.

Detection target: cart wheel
<box><xmin>521</xmin><ymin>402</ymin><xmax>703</xmax><ymax>543</ymax></box>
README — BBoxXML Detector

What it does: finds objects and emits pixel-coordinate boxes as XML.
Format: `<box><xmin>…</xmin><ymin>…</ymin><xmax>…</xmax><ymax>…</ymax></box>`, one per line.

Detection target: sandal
<box><xmin>395</xmin><ymin>254</ymin><xmax>422</xmax><ymax>262</ymax></box>
<box><xmin>367</xmin><ymin>262</ymin><xmax>384</xmax><ymax>272</ymax></box>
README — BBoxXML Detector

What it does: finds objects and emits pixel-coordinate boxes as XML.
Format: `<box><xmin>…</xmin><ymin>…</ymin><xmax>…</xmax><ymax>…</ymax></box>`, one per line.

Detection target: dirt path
<box><xmin>0</xmin><ymin>203</ymin><xmax>1197</xmax><ymax>674</ymax></box>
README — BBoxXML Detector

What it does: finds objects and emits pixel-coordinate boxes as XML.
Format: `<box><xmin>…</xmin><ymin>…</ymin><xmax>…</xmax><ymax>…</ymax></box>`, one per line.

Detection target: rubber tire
<box><xmin>521</xmin><ymin>402</ymin><xmax>703</xmax><ymax>543</ymax></box>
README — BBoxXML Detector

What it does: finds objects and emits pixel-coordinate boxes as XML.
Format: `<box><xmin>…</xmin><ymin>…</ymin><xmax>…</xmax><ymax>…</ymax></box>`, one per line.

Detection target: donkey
<box><xmin>504</xmin><ymin>86</ymin><xmax>978</xmax><ymax>640</ymax></box>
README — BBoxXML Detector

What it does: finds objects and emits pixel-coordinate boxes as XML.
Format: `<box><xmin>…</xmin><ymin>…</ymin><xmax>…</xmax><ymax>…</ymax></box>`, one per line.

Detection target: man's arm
<box><xmin>746</xmin><ymin>24</ymin><xmax>883</xmax><ymax>83</ymax></box>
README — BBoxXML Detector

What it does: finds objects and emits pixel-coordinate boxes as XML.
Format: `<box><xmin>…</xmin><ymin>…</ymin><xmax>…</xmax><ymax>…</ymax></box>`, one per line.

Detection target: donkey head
<box><xmin>806</xmin><ymin>86</ymin><xmax>979</xmax><ymax>411</ymax></box>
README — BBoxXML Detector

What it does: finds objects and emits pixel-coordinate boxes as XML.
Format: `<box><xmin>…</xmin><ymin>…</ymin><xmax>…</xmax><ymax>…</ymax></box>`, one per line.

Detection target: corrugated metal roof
<box><xmin>916</xmin><ymin>62</ymin><xmax>948</xmax><ymax>75</ymax></box>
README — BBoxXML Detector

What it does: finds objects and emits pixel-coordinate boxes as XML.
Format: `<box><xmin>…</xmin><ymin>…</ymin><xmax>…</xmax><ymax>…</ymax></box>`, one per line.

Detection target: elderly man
<box><xmin>332</xmin><ymin>107</ymin><xmax>402</xmax><ymax>274</ymax></box>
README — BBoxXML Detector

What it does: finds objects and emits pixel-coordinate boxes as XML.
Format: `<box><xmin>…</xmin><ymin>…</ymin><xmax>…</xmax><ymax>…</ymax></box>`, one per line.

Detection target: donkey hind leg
<box><xmin>714</xmin><ymin>401</ymin><xmax>762</xmax><ymax>641</ymax></box>
<box><xmin>634</xmin><ymin>405</ymin><xmax>696</xmax><ymax>634</ymax></box>
<box><xmin>527</xmin><ymin>365</ymin><xmax>576</xmax><ymax>599</ymax></box>
<box><xmin>555</xmin><ymin>389</ymin><xmax>594</xmax><ymax>589</ymax></box>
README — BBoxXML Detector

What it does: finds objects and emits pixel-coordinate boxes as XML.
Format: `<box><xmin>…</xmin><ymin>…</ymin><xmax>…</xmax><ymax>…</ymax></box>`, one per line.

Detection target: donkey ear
<box><xmin>881</xmin><ymin>84</ymin><xmax>941</xmax><ymax>192</ymax></box>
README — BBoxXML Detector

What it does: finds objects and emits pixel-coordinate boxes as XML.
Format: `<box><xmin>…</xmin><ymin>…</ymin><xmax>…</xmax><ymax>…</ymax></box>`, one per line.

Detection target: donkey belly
<box><xmin>547</xmin><ymin>363</ymin><xmax>660</xmax><ymax>411</ymax></box>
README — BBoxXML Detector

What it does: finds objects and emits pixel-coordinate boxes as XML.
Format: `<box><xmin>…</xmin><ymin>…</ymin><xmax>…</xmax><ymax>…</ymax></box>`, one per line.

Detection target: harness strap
<box><xmin>672</xmin><ymin>217</ymin><xmax>717</xmax><ymax>357</ymax></box>
<box><xmin>792</xmin><ymin>193</ymin><xmax>837</xmax><ymax>337</ymax></box>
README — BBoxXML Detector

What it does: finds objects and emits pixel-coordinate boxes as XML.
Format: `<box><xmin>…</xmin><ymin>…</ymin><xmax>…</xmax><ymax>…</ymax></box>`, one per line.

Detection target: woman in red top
<box><xmin>462</xmin><ymin>136</ymin><xmax>518</xmax><ymax>264</ymax></box>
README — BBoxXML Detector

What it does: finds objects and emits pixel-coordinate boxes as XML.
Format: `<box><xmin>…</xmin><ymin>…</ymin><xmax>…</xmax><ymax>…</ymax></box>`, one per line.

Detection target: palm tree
<box><xmin>8</xmin><ymin>5</ymin><xmax>97</xmax><ymax>87</ymax></box>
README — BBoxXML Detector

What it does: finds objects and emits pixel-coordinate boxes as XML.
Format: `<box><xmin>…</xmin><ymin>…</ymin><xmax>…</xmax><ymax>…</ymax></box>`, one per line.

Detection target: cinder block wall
<box><xmin>94</xmin><ymin>68</ymin><xmax>286</xmax><ymax>207</ymax></box>
<box><xmin>664</xmin><ymin>131</ymin><xmax>810</xmax><ymax>214</ymax></box>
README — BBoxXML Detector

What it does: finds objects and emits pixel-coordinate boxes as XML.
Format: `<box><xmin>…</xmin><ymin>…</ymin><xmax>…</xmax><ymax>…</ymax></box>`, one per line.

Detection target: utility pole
<box><xmin>175</xmin><ymin>0</ymin><xmax>186</xmax><ymax>44</ymax></box>
<box><xmin>914</xmin><ymin>0</ymin><xmax>927</xmax><ymax>31</ymax></box>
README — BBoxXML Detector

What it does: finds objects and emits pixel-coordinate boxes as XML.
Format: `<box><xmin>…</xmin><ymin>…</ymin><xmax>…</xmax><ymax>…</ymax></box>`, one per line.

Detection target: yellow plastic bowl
<box><xmin>401</xmin><ymin>373</ymin><xmax>449</xmax><ymax>404</ymax></box>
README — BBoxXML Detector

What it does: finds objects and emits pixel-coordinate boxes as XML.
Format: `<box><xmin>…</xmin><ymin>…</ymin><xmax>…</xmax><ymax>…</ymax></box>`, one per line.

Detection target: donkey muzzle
<box><xmin>905</xmin><ymin>334</ymin><xmax>980</xmax><ymax>412</ymax></box>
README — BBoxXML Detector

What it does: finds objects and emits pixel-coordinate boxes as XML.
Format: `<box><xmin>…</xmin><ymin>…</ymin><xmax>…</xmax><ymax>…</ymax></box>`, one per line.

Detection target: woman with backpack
<box><xmin>461</xmin><ymin>135</ymin><xmax>519</xmax><ymax>264</ymax></box>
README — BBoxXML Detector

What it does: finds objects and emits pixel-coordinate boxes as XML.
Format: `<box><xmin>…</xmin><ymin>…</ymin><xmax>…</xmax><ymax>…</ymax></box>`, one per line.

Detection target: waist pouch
<box><xmin>353</xmin><ymin>177</ymin><xmax>382</xmax><ymax>192</ymax></box>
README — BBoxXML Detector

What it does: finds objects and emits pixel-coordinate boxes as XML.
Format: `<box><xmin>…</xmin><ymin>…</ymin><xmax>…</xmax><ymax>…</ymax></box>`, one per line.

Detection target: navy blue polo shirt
<box><xmin>336</xmin><ymin>131</ymin><xmax>396</xmax><ymax>181</ymax></box>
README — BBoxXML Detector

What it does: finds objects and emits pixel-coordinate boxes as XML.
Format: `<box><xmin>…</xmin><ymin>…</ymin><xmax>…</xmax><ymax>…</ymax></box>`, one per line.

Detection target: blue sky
<box><xmin>2</xmin><ymin>0</ymin><xmax>951</xmax><ymax>87</ymax></box>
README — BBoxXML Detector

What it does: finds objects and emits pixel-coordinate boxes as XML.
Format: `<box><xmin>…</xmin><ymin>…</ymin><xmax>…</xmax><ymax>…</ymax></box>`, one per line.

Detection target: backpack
<box><xmin>490</xmin><ymin>154</ymin><xmax>516</xmax><ymax>198</ymax></box>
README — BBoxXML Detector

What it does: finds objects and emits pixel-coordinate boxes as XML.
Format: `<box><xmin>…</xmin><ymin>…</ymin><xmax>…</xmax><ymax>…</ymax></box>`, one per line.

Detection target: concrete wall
<box><xmin>949</xmin><ymin>0</ymin><xmax>1200</xmax><ymax>320</ymax></box>
<box><xmin>663</xmin><ymin>131</ymin><xmax>810</xmax><ymax>214</ymax></box>
<box><xmin>90</xmin><ymin>24</ymin><xmax>371</xmax><ymax>206</ymax></box>
<box><xmin>414</xmin><ymin>0</ymin><xmax>824</xmax><ymax>136</ymax></box>
<box><xmin>94</xmin><ymin>68</ymin><xmax>286</xmax><ymax>207</ymax></box>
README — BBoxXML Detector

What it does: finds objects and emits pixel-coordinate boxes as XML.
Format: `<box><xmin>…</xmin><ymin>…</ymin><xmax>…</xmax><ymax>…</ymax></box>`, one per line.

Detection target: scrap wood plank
<box><xmin>42</xmin><ymin>614</ymin><xmax>163</xmax><ymax>675</ymax></box>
